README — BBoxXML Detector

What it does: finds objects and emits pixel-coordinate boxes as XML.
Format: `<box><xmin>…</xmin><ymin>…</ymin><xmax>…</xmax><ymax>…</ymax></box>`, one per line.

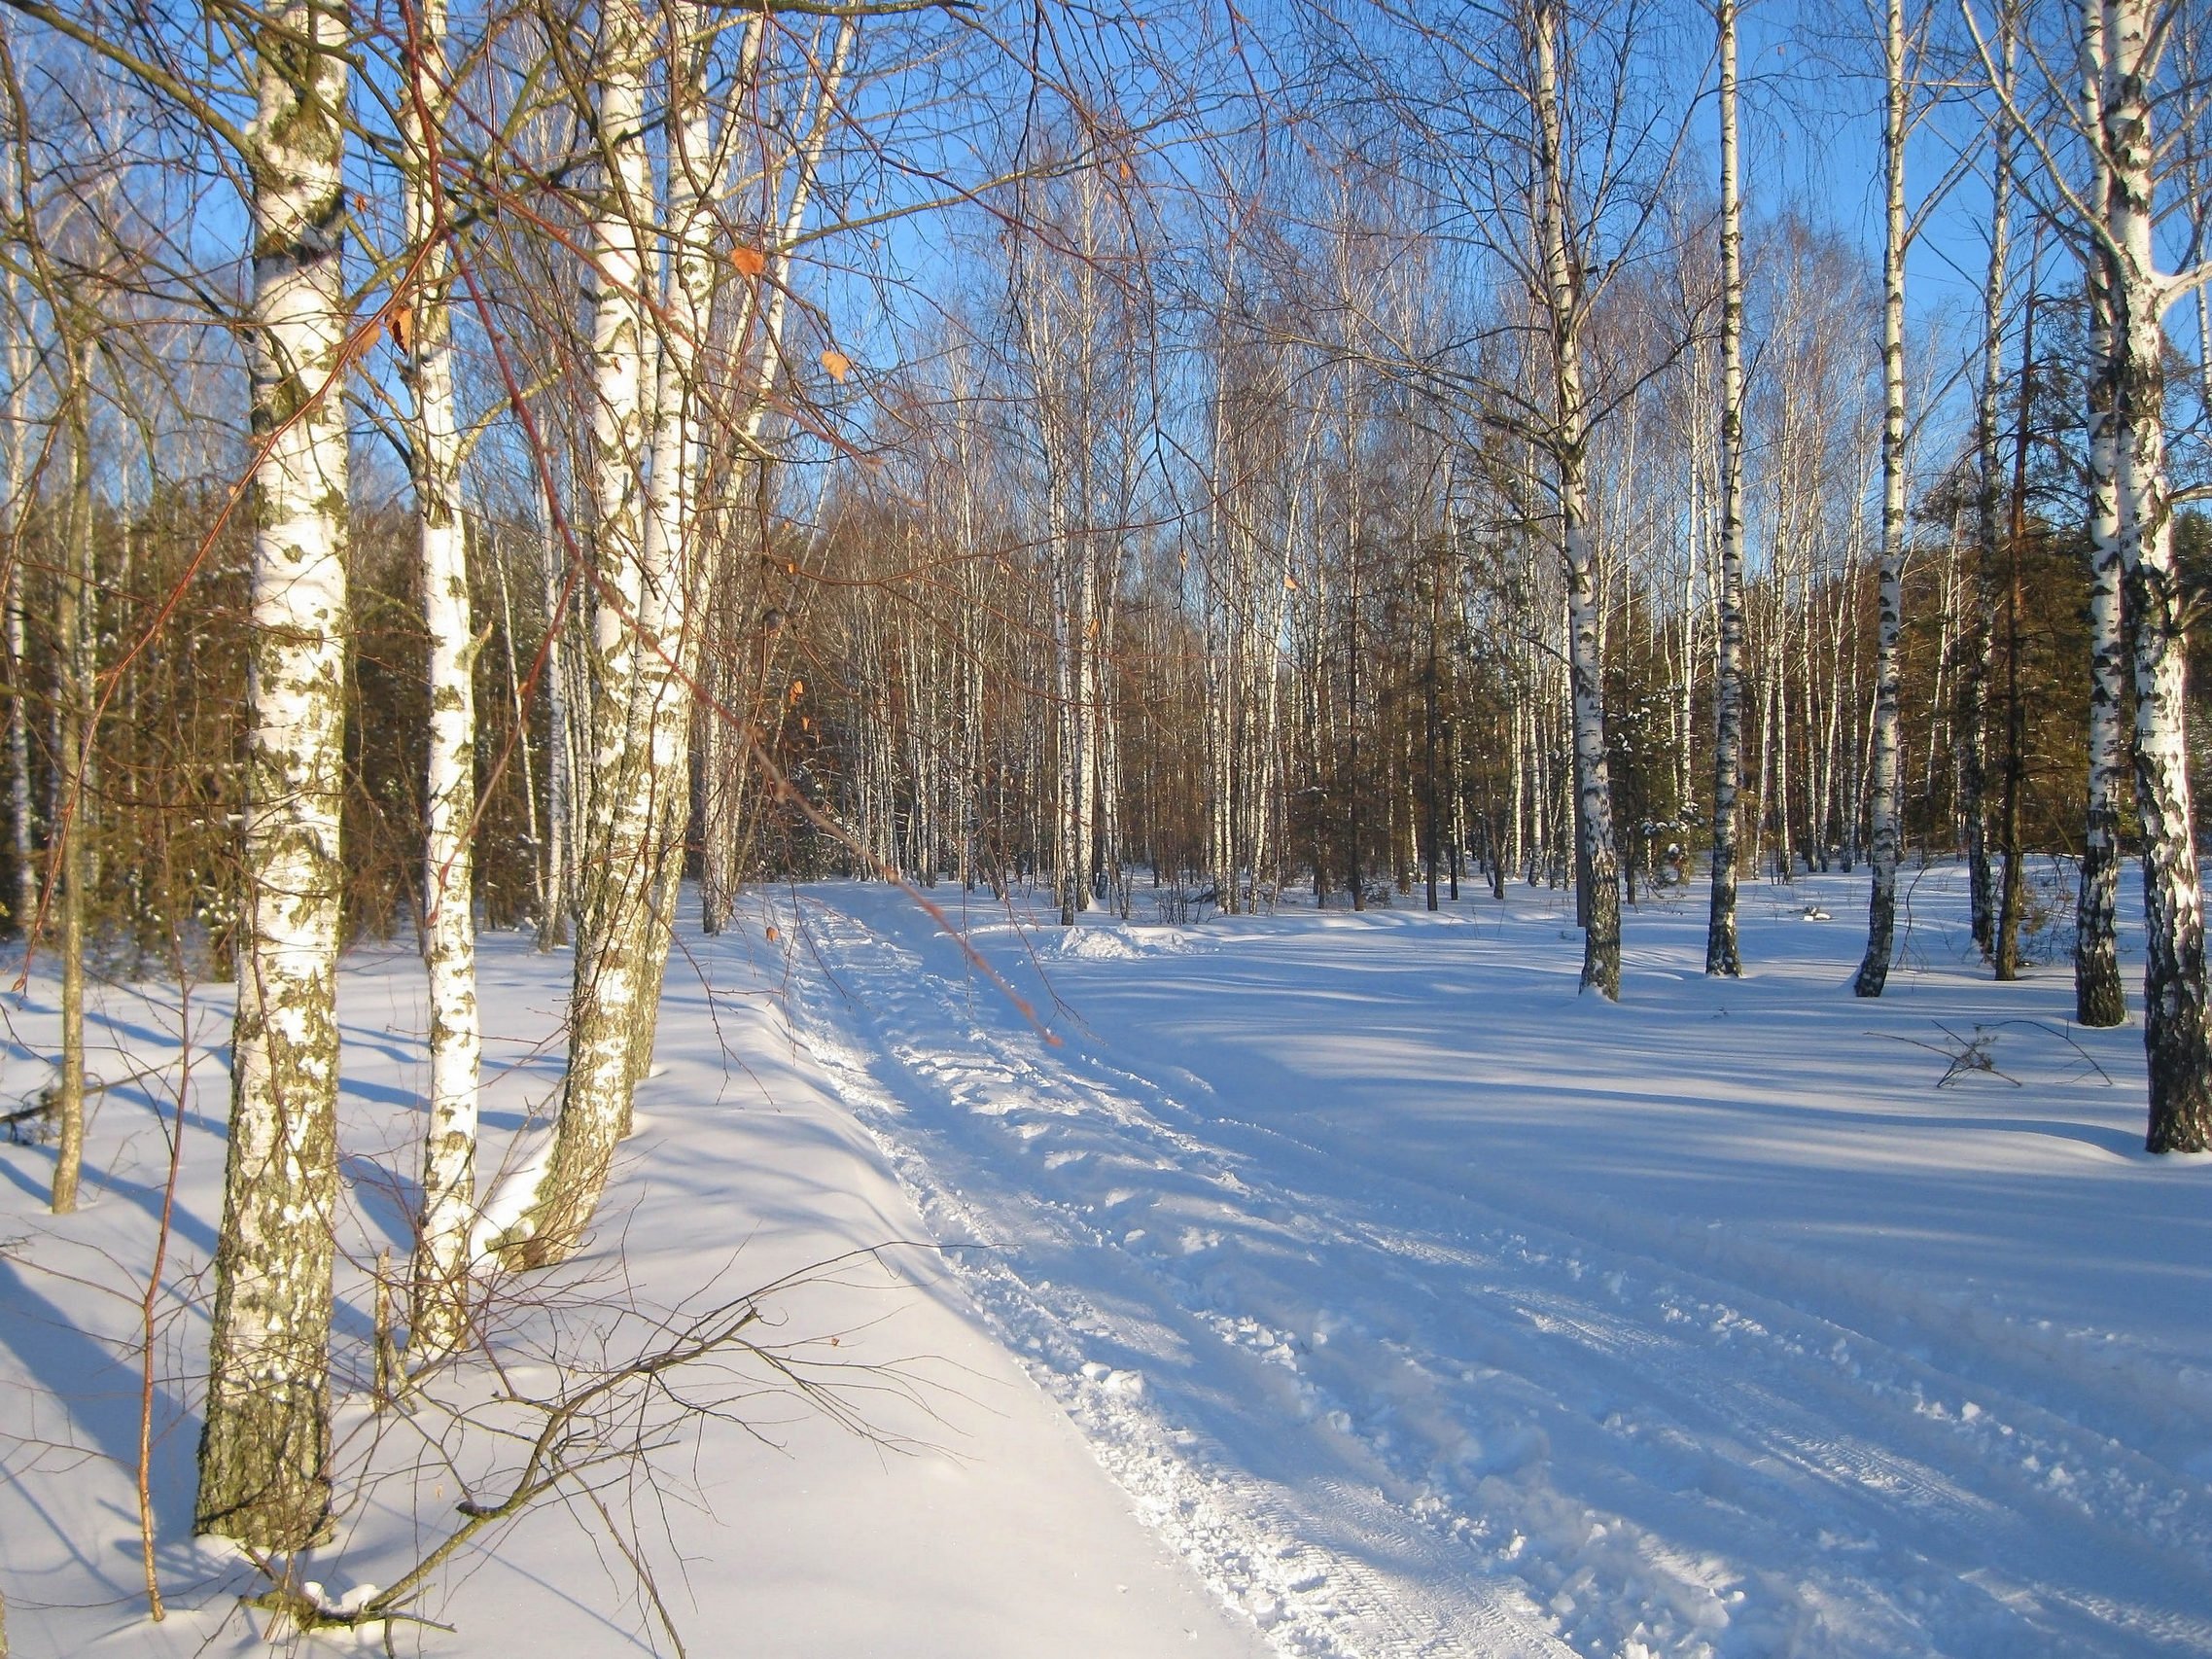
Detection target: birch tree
<box><xmin>198</xmin><ymin>0</ymin><xmax>353</xmax><ymax>1548</ymax></box>
<box><xmin>1969</xmin><ymin>0</ymin><xmax>2212</xmax><ymax>1142</ymax></box>
<box><xmin>47</xmin><ymin>331</ymin><xmax>89</xmax><ymax>1214</ymax></box>
<box><xmin>403</xmin><ymin>0</ymin><xmax>478</xmax><ymax>1359</ymax></box>
<box><xmin>1704</xmin><ymin>0</ymin><xmax>1746</xmax><ymax>976</ymax></box>
<box><xmin>696</xmin><ymin>15</ymin><xmax>846</xmax><ymax>932</ymax></box>
<box><xmin>487</xmin><ymin>0</ymin><xmax>655</xmax><ymax>1270</ymax></box>
<box><xmin>1</xmin><ymin>39</ymin><xmax>32</xmax><ymax>937</ymax></box>
<box><xmin>1851</xmin><ymin>0</ymin><xmax>1914</xmax><ymax>997</ymax></box>
<box><xmin>1363</xmin><ymin>0</ymin><xmax>1693</xmax><ymax>995</ymax></box>
<box><xmin>619</xmin><ymin>0</ymin><xmax>723</xmax><ymax>1082</ymax></box>
<box><xmin>1961</xmin><ymin>76</ymin><xmax>2013</xmax><ymax>962</ymax></box>
<box><xmin>2073</xmin><ymin>7</ymin><xmax>2125</xmax><ymax>1027</ymax></box>
<box><xmin>490</xmin><ymin>2</ymin><xmax>857</xmax><ymax>1263</ymax></box>
<box><xmin>1531</xmin><ymin>0</ymin><xmax>1623</xmax><ymax>997</ymax></box>
<box><xmin>2093</xmin><ymin>0</ymin><xmax>2212</xmax><ymax>1147</ymax></box>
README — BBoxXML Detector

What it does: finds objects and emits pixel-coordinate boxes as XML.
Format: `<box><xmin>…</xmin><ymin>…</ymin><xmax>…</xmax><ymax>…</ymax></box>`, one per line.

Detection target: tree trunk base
<box><xmin>2074</xmin><ymin>953</ymin><xmax>2125</xmax><ymax>1028</ymax></box>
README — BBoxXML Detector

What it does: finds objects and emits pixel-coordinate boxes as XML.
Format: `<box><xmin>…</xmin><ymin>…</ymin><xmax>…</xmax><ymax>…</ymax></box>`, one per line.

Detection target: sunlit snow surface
<box><xmin>5</xmin><ymin>863</ymin><xmax>2211</xmax><ymax>1656</ymax></box>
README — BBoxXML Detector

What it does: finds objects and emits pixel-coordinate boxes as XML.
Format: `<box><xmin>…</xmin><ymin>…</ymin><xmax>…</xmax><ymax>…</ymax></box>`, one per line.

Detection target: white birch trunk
<box><xmin>1852</xmin><ymin>0</ymin><xmax>1909</xmax><ymax>997</ymax></box>
<box><xmin>49</xmin><ymin>335</ymin><xmax>90</xmax><ymax>1218</ymax></box>
<box><xmin>1963</xmin><ymin>117</ymin><xmax>2013</xmax><ymax>956</ymax></box>
<box><xmin>538</xmin><ymin>498</ymin><xmax>573</xmax><ymax>949</ymax></box>
<box><xmin>403</xmin><ymin>0</ymin><xmax>479</xmax><ymax>1358</ymax></box>
<box><xmin>491</xmin><ymin>0</ymin><xmax>656</xmax><ymax>1267</ymax></box>
<box><xmin>2105</xmin><ymin>0</ymin><xmax>2211</xmax><ymax>1149</ymax></box>
<box><xmin>698</xmin><ymin>16</ymin><xmax>843</xmax><ymax>927</ymax></box>
<box><xmin>2075</xmin><ymin>5</ymin><xmax>2126</xmax><ymax>1029</ymax></box>
<box><xmin>494</xmin><ymin>542</ymin><xmax>548</xmax><ymax>940</ymax></box>
<box><xmin>1534</xmin><ymin>2</ymin><xmax>1620</xmax><ymax>998</ymax></box>
<box><xmin>1076</xmin><ymin>550</ymin><xmax>1099</xmax><ymax>909</ymax></box>
<box><xmin>1705</xmin><ymin>0</ymin><xmax>1746</xmax><ymax>976</ymax></box>
<box><xmin>3</xmin><ymin>267</ymin><xmax>29</xmax><ymax>935</ymax></box>
<box><xmin>198</xmin><ymin>0</ymin><xmax>351</xmax><ymax>1548</ymax></box>
<box><xmin>622</xmin><ymin>0</ymin><xmax>719</xmax><ymax>1085</ymax></box>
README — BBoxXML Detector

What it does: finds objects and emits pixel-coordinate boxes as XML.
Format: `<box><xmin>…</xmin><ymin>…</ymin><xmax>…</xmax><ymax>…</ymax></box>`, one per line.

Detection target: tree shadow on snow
<box><xmin>0</xmin><ymin>1254</ymin><xmax>200</xmax><ymax>1586</ymax></box>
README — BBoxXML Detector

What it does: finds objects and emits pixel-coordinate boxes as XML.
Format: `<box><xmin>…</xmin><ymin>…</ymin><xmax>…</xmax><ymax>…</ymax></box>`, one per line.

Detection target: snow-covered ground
<box><xmin>5</xmin><ymin>863</ymin><xmax>2211</xmax><ymax>1656</ymax></box>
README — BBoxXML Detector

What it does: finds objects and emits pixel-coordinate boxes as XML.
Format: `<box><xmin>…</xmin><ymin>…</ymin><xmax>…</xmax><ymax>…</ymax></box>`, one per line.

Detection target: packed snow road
<box><xmin>760</xmin><ymin>870</ymin><xmax>2212</xmax><ymax>1659</ymax></box>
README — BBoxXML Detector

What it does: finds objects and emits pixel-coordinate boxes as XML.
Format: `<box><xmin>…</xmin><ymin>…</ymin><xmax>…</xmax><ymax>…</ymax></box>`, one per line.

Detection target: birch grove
<box><xmin>1960</xmin><ymin>0</ymin><xmax>2212</xmax><ymax>1144</ymax></box>
<box><xmin>0</xmin><ymin>0</ymin><xmax>2209</xmax><ymax>1613</ymax></box>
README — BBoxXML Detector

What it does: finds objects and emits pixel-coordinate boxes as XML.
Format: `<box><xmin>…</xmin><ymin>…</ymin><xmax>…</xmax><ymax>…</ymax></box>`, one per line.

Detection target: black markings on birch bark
<box><xmin>404</xmin><ymin>0</ymin><xmax>479</xmax><ymax>1359</ymax></box>
<box><xmin>490</xmin><ymin>0</ymin><xmax>656</xmax><ymax>1269</ymax></box>
<box><xmin>2101</xmin><ymin>0</ymin><xmax>2212</xmax><ymax>1151</ymax></box>
<box><xmin>2074</xmin><ymin>3</ymin><xmax>2126</xmax><ymax>1031</ymax></box>
<box><xmin>1529</xmin><ymin>0</ymin><xmax>1621</xmax><ymax>1000</ymax></box>
<box><xmin>1705</xmin><ymin>0</ymin><xmax>1745</xmax><ymax>979</ymax></box>
<box><xmin>1853</xmin><ymin>0</ymin><xmax>1909</xmax><ymax>1000</ymax></box>
<box><xmin>198</xmin><ymin>0</ymin><xmax>351</xmax><ymax>1549</ymax></box>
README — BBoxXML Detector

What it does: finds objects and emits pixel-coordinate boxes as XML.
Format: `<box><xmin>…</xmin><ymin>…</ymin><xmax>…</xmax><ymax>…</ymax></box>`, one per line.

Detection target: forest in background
<box><xmin>5</xmin><ymin>1</ymin><xmax>2209</xmax><ymax>961</ymax></box>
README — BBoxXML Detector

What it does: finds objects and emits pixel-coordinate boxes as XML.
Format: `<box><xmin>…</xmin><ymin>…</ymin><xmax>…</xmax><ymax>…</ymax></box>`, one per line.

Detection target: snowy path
<box><xmin>0</xmin><ymin>935</ymin><xmax>1270</xmax><ymax>1659</ymax></box>
<box><xmin>769</xmin><ymin>877</ymin><xmax>2212</xmax><ymax>1659</ymax></box>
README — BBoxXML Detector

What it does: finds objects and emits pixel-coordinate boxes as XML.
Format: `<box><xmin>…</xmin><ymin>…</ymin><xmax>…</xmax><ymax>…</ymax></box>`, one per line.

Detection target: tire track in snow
<box><xmin>767</xmin><ymin>895</ymin><xmax>2212</xmax><ymax>1658</ymax></box>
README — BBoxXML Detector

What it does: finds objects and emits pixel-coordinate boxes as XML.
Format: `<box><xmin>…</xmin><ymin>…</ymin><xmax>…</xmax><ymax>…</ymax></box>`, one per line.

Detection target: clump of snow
<box><xmin>1056</xmin><ymin>924</ymin><xmax>1198</xmax><ymax>960</ymax></box>
<box><xmin>468</xmin><ymin>1128</ymin><xmax>554</xmax><ymax>1261</ymax></box>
